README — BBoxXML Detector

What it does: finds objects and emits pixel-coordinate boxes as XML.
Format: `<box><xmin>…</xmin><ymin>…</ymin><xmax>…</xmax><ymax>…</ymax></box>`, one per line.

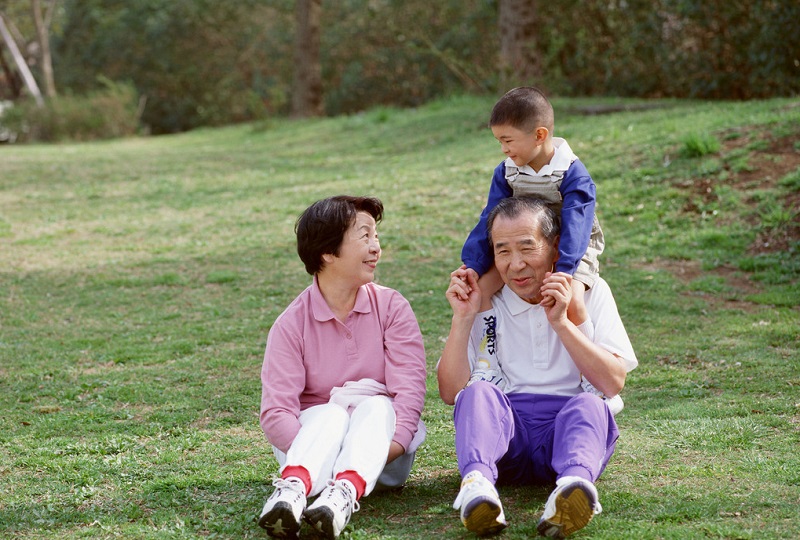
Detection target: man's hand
<box><xmin>446</xmin><ymin>265</ymin><xmax>482</xmax><ymax>319</ymax></box>
<box><xmin>439</xmin><ymin>265</ymin><xmax>483</xmax><ymax>404</ymax></box>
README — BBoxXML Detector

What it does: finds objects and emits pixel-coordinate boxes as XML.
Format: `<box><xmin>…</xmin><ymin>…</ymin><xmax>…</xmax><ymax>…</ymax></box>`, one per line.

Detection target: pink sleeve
<box><xmin>260</xmin><ymin>311</ymin><xmax>306</xmax><ymax>453</ymax></box>
<box><xmin>382</xmin><ymin>293</ymin><xmax>427</xmax><ymax>451</ymax></box>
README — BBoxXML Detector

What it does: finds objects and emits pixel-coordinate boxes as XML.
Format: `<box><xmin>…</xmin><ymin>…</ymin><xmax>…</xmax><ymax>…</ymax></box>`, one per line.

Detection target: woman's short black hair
<box><xmin>295</xmin><ymin>195</ymin><xmax>384</xmax><ymax>275</ymax></box>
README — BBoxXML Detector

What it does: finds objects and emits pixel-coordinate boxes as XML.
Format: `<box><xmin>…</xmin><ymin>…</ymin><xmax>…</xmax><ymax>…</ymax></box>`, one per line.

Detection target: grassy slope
<box><xmin>0</xmin><ymin>95</ymin><xmax>798</xmax><ymax>539</ymax></box>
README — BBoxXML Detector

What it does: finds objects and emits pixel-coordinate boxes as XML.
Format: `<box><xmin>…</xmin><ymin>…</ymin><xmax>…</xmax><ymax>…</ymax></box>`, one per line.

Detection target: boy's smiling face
<box><xmin>491</xmin><ymin>124</ymin><xmax>549</xmax><ymax>171</ymax></box>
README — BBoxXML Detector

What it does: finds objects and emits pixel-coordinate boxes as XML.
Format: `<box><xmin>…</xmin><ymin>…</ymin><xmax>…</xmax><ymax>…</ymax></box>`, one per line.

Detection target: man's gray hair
<box><xmin>486</xmin><ymin>196</ymin><xmax>560</xmax><ymax>246</ymax></box>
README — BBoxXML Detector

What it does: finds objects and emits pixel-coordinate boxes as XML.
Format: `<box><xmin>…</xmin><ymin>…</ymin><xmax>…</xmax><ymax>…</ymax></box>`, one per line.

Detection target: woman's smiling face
<box><xmin>323</xmin><ymin>211</ymin><xmax>381</xmax><ymax>286</ymax></box>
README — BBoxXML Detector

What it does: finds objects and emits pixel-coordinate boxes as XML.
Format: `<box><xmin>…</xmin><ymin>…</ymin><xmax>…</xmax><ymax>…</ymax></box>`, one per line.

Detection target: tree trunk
<box><xmin>31</xmin><ymin>0</ymin><xmax>56</xmax><ymax>98</ymax></box>
<box><xmin>0</xmin><ymin>13</ymin><xmax>43</xmax><ymax>106</ymax></box>
<box><xmin>0</xmin><ymin>41</ymin><xmax>22</xmax><ymax>97</ymax></box>
<box><xmin>291</xmin><ymin>0</ymin><xmax>323</xmax><ymax>118</ymax></box>
<box><xmin>498</xmin><ymin>0</ymin><xmax>540</xmax><ymax>90</ymax></box>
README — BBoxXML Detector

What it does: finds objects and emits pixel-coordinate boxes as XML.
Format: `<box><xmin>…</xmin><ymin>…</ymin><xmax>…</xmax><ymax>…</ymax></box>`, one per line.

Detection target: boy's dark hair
<box><xmin>295</xmin><ymin>195</ymin><xmax>384</xmax><ymax>275</ymax></box>
<box><xmin>489</xmin><ymin>87</ymin><xmax>554</xmax><ymax>133</ymax></box>
<box><xmin>487</xmin><ymin>196</ymin><xmax>560</xmax><ymax>248</ymax></box>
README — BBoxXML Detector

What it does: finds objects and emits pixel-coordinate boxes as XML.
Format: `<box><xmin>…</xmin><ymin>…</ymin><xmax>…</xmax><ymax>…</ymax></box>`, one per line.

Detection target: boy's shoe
<box><xmin>467</xmin><ymin>367</ymin><xmax>507</xmax><ymax>390</ymax></box>
<box><xmin>452</xmin><ymin>471</ymin><xmax>508</xmax><ymax>536</ymax></box>
<box><xmin>303</xmin><ymin>479</ymin><xmax>359</xmax><ymax>539</ymax></box>
<box><xmin>580</xmin><ymin>375</ymin><xmax>624</xmax><ymax>415</ymax></box>
<box><xmin>467</xmin><ymin>357</ymin><xmax>508</xmax><ymax>392</ymax></box>
<box><xmin>258</xmin><ymin>477</ymin><xmax>307</xmax><ymax>539</ymax></box>
<box><xmin>537</xmin><ymin>476</ymin><xmax>602</xmax><ymax>538</ymax></box>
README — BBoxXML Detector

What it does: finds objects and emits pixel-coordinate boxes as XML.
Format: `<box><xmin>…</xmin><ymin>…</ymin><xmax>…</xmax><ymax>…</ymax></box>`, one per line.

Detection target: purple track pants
<box><xmin>454</xmin><ymin>381</ymin><xmax>619</xmax><ymax>486</ymax></box>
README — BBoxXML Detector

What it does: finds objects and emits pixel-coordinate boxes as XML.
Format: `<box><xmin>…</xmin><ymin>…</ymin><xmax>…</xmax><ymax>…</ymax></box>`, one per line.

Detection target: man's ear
<box><xmin>551</xmin><ymin>235</ymin><xmax>560</xmax><ymax>264</ymax></box>
<box><xmin>322</xmin><ymin>253</ymin><xmax>335</xmax><ymax>265</ymax></box>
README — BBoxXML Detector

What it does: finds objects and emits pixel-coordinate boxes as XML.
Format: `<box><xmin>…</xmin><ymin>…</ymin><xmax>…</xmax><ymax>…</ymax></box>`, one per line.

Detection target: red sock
<box><xmin>335</xmin><ymin>470</ymin><xmax>366</xmax><ymax>500</ymax></box>
<box><xmin>281</xmin><ymin>465</ymin><xmax>312</xmax><ymax>496</ymax></box>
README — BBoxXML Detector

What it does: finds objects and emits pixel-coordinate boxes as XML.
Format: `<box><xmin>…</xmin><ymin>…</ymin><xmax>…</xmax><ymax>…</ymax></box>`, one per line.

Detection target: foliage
<box><xmin>319</xmin><ymin>0</ymin><xmax>497</xmax><ymax>115</ymax></box>
<box><xmin>0</xmin><ymin>78</ymin><xmax>140</xmax><ymax>141</ymax></box>
<box><xmin>535</xmin><ymin>0</ymin><xmax>800</xmax><ymax>99</ymax></box>
<box><xmin>3</xmin><ymin>0</ymin><xmax>799</xmax><ymax>135</ymax></box>
<box><xmin>53</xmin><ymin>0</ymin><xmax>286</xmax><ymax>133</ymax></box>
<box><xmin>49</xmin><ymin>0</ymin><xmax>497</xmax><ymax>132</ymax></box>
<box><xmin>1</xmin><ymin>96</ymin><xmax>798</xmax><ymax>538</ymax></box>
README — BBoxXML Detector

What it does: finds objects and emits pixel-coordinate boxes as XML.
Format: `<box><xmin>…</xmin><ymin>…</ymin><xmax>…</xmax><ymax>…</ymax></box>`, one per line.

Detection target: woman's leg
<box><xmin>332</xmin><ymin>395</ymin><xmax>395</xmax><ymax>497</ymax></box>
<box><xmin>276</xmin><ymin>403</ymin><xmax>350</xmax><ymax>496</ymax></box>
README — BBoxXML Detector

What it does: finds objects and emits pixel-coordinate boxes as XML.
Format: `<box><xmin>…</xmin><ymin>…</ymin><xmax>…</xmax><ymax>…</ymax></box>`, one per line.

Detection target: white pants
<box><xmin>273</xmin><ymin>396</ymin><xmax>416</xmax><ymax>497</ymax></box>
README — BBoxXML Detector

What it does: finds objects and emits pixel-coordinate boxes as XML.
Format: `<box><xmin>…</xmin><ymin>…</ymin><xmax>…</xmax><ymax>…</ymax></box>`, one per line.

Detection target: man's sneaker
<box><xmin>258</xmin><ymin>477</ymin><xmax>307</xmax><ymax>539</ymax></box>
<box><xmin>452</xmin><ymin>471</ymin><xmax>508</xmax><ymax>536</ymax></box>
<box><xmin>537</xmin><ymin>476</ymin><xmax>602</xmax><ymax>538</ymax></box>
<box><xmin>303</xmin><ymin>479</ymin><xmax>359</xmax><ymax>539</ymax></box>
<box><xmin>580</xmin><ymin>375</ymin><xmax>624</xmax><ymax>415</ymax></box>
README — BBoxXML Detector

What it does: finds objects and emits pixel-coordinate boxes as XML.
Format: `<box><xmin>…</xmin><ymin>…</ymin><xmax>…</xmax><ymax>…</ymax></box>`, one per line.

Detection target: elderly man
<box><xmin>438</xmin><ymin>196</ymin><xmax>637</xmax><ymax>538</ymax></box>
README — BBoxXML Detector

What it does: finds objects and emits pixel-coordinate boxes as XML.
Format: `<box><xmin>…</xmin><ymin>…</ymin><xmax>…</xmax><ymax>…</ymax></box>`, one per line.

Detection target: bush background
<box><xmin>3</xmin><ymin>0</ymin><xmax>797</xmax><ymax>135</ymax></box>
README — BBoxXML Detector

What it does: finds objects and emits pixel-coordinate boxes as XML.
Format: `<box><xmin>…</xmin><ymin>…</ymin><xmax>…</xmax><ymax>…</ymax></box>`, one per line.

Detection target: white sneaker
<box><xmin>303</xmin><ymin>479</ymin><xmax>359</xmax><ymax>539</ymax></box>
<box><xmin>452</xmin><ymin>471</ymin><xmax>508</xmax><ymax>536</ymax></box>
<box><xmin>467</xmin><ymin>367</ymin><xmax>508</xmax><ymax>390</ymax></box>
<box><xmin>258</xmin><ymin>477</ymin><xmax>307</xmax><ymax>539</ymax></box>
<box><xmin>537</xmin><ymin>476</ymin><xmax>602</xmax><ymax>538</ymax></box>
<box><xmin>580</xmin><ymin>375</ymin><xmax>624</xmax><ymax>415</ymax></box>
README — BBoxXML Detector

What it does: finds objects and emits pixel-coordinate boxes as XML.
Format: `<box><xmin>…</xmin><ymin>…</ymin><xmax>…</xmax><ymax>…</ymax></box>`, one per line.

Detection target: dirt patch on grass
<box><xmin>637</xmin><ymin>258</ymin><xmax>764</xmax><ymax>311</ymax></box>
<box><xmin>681</xmin><ymin>126</ymin><xmax>800</xmax><ymax>254</ymax></box>
<box><xmin>650</xmin><ymin>125</ymin><xmax>799</xmax><ymax>305</ymax></box>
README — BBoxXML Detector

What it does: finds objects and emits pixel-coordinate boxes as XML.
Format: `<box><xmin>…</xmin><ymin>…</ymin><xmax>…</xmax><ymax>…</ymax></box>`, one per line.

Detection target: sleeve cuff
<box><xmin>576</xmin><ymin>318</ymin><xmax>595</xmax><ymax>341</ymax></box>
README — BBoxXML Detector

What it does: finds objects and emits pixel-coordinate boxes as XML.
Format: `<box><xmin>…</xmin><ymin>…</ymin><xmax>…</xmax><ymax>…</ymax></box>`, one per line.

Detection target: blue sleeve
<box><xmin>461</xmin><ymin>162</ymin><xmax>513</xmax><ymax>276</ymax></box>
<box><xmin>555</xmin><ymin>160</ymin><xmax>596</xmax><ymax>275</ymax></box>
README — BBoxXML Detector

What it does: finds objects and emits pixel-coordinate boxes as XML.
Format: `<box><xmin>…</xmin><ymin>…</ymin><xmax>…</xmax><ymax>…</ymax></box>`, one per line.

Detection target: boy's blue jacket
<box><xmin>461</xmin><ymin>159</ymin><xmax>596</xmax><ymax>277</ymax></box>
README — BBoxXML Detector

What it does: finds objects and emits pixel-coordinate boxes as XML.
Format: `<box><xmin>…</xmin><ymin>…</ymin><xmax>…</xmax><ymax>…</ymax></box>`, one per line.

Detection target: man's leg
<box><xmin>451</xmin><ymin>382</ymin><xmax>518</xmax><ymax>535</ymax></box>
<box><xmin>454</xmin><ymin>382</ymin><xmax>517</xmax><ymax>480</ymax></box>
<box><xmin>538</xmin><ymin>393</ymin><xmax>617</xmax><ymax>538</ymax></box>
<box><xmin>552</xmin><ymin>393</ymin><xmax>618</xmax><ymax>482</ymax></box>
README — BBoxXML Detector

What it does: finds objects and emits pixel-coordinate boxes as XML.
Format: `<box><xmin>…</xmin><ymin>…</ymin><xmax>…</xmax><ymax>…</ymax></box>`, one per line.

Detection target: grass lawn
<box><xmin>1</xmin><ymin>95</ymin><xmax>798</xmax><ymax>539</ymax></box>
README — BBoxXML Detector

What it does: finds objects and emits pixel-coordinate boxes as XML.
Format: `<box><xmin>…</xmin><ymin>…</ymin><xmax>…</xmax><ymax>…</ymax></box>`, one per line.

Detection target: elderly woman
<box><xmin>257</xmin><ymin>196</ymin><xmax>427</xmax><ymax>540</ymax></box>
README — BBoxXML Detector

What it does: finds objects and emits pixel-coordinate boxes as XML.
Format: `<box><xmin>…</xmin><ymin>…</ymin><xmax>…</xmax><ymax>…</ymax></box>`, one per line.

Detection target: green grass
<box><xmin>1</xmin><ymin>94</ymin><xmax>799</xmax><ymax>539</ymax></box>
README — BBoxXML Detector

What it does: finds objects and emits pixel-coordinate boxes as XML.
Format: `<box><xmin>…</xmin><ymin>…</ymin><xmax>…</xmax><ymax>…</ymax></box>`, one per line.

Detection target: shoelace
<box><xmin>319</xmin><ymin>480</ymin><xmax>360</xmax><ymax>513</ymax></box>
<box><xmin>272</xmin><ymin>477</ymin><xmax>305</xmax><ymax>496</ymax></box>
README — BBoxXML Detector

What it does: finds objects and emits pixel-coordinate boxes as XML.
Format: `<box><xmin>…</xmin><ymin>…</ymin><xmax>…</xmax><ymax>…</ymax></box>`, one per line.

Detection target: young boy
<box><xmin>461</xmin><ymin>87</ymin><xmax>622</xmax><ymax>413</ymax></box>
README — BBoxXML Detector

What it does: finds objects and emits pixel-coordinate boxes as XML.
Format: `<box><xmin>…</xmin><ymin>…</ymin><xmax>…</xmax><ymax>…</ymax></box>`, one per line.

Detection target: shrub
<box><xmin>779</xmin><ymin>168</ymin><xmax>800</xmax><ymax>191</ymax></box>
<box><xmin>680</xmin><ymin>132</ymin><xmax>721</xmax><ymax>158</ymax></box>
<box><xmin>1</xmin><ymin>79</ymin><xmax>141</xmax><ymax>143</ymax></box>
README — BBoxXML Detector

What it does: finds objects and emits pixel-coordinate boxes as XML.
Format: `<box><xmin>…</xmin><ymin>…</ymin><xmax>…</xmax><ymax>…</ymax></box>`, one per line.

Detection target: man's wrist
<box><xmin>549</xmin><ymin>316</ymin><xmax>573</xmax><ymax>334</ymax></box>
